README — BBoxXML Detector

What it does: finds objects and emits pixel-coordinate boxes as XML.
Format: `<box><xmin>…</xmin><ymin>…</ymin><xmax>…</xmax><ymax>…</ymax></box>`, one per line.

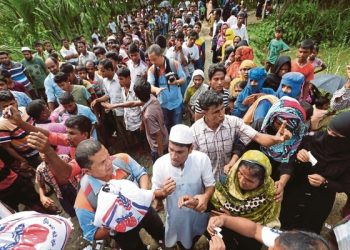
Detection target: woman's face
<box><xmin>193</xmin><ymin>75</ymin><xmax>204</xmax><ymax>88</ymax></box>
<box><xmin>277</xmin><ymin>63</ymin><xmax>290</xmax><ymax>78</ymax></box>
<box><xmin>221</xmin><ymin>24</ymin><xmax>228</xmax><ymax>34</ymax></box>
<box><xmin>237</xmin><ymin>165</ymin><xmax>262</xmax><ymax>191</ymax></box>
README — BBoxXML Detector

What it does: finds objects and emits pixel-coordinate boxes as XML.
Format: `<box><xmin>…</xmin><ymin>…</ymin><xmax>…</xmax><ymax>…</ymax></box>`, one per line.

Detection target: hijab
<box><xmin>276</xmin><ymin>72</ymin><xmax>304</xmax><ymax>98</ymax></box>
<box><xmin>226</xmin><ymin>47</ymin><xmax>254</xmax><ymax>79</ymax></box>
<box><xmin>211</xmin><ymin>150</ymin><xmax>281</xmax><ymax>227</ymax></box>
<box><xmin>260</xmin><ymin>97</ymin><xmax>307</xmax><ymax>163</ymax></box>
<box><xmin>229</xmin><ymin>60</ymin><xmax>256</xmax><ymax>98</ymax></box>
<box><xmin>264</xmin><ymin>56</ymin><xmax>291</xmax><ymax>91</ymax></box>
<box><xmin>184</xmin><ymin>69</ymin><xmax>208</xmax><ymax>106</ymax></box>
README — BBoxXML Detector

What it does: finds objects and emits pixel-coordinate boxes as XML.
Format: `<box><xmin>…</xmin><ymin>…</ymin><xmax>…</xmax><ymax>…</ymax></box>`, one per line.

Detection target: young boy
<box><xmin>265</xmin><ymin>26</ymin><xmax>289</xmax><ymax>72</ymax></box>
<box><xmin>134</xmin><ymin>77</ymin><xmax>168</xmax><ymax>163</ymax></box>
<box><xmin>308</xmin><ymin>44</ymin><xmax>327</xmax><ymax>74</ymax></box>
<box><xmin>194</xmin><ymin>22</ymin><xmax>206</xmax><ymax>70</ymax></box>
<box><xmin>291</xmin><ymin>39</ymin><xmax>315</xmax><ymax>102</ymax></box>
<box><xmin>54</xmin><ymin>71</ymin><xmax>91</xmax><ymax>106</ymax></box>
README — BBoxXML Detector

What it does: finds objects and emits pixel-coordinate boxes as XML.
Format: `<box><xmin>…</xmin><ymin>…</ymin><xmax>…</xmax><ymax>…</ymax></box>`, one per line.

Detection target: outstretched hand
<box><xmin>276</xmin><ymin>120</ymin><xmax>292</xmax><ymax>142</ymax></box>
<box><xmin>27</xmin><ymin>132</ymin><xmax>52</xmax><ymax>154</ymax></box>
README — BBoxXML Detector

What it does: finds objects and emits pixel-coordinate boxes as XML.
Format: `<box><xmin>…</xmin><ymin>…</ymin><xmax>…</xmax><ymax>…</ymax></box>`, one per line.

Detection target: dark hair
<box><xmin>59</xmin><ymin>92</ymin><xmax>75</xmax><ymax>105</ymax></box>
<box><xmin>313</xmin><ymin>44</ymin><xmax>320</xmax><ymax>53</ymax></box>
<box><xmin>198</xmin><ymin>90</ymin><xmax>223</xmax><ymax>111</ymax></box>
<box><xmin>99</xmin><ymin>58</ymin><xmax>114</xmax><ymax>71</ymax></box>
<box><xmin>194</xmin><ymin>21</ymin><xmax>202</xmax><ymax>28</ymax></box>
<box><xmin>0</xmin><ymin>69</ymin><xmax>11</xmax><ymax>79</ymax></box>
<box><xmin>116</xmin><ymin>67</ymin><xmax>130</xmax><ymax>78</ymax></box>
<box><xmin>105</xmin><ymin>52</ymin><xmax>119</xmax><ymax>62</ymax></box>
<box><xmin>61</xmin><ymin>38</ymin><xmax>69</xmax><ymax>44</ymax></box>
<box><xmin>76</xmin><ymin>65</ymin><xmax>87</xmax><ymax>72</ymax></box>
<box><xmin>239</xmin><ymin>160</ymin><xmax>266</xmax><ymax>185</ymax></box>
<box><xmin>54</xmin><ymin>71</ymin><xmax>69</xmax><ymax>84</ymax></box>
<box><xmin>237</xmin><ymin>12</ymin><xmax>245</xmax><ymax>18</ymax></box>
<box><xmin>34</xmin><ymin>41</ymin><xmax>43</xmax><ymax>47</ymax></box>
<box><xmin>60</xmin><ymin>63</ymin><xmax>74</xmax><ymax>74</ymax></box>
<box><xmin>299</xmin><ymin>100</ymin><xmax>313</xmax><ymax>121</ymax></box>
<box><xmin>277</xmin><ymin>231</ymin><xmax>330</xmax><ymax>250</ymax></box>
<box><xmin>128</xmin><ymin>43</ymin><xmax>139</xmax><ymax>54</ymax></box>
<box><xmin>175</xmin><ymin>32</ymin><xmax>185</xmax><ymax>40</ymax></box>
<box><xmin>0</xmin><ymin>90</ymin><xmax>15</xmax><ymax>102</ymax></box>
<box><xmin>77</xmin><ymin>41</ymin><xmax>86</xmax><ymax>46</ymax></box>
<box><xmin>125</xmin><ymin>33</ymin><xmax>132</xmax><ymax>39</ymax></box>
<box><xmin>65</xmin><ymin>115</ymin><xmax>92</xmax><ymax>137</ymax></box>
<box><xmin>314</xmin><ymin>95</ymin><xmax>330</xmax><ymax>109</ymax></box>
<box><xmin>215</xmin><ymin>8</ymin><xmax>222</xmax><ymax>16</ymax></box>
<box><xmin>75</xmin><ymin>139</ymin><xmax>102</xmax><ymax>169</ymax></box>
<box><xmin>208</xmin><ymin>63</ymin><xmax>226</xmax><ymax>80</ymax></box>
<box><xmin>94</xmin><ymin>46</ymin><xmax>107</xmax><ymax>56</ymax></box>
<box><xmin>155</xmin><ymin>35</ymin><xmax>167</xmax><ymax>49</ymax></box>
<box><xmin>188</xmin><ymin>30</ymin><xmax>199</xmax><ymax>40</ymax></box>
<box><xmin>49</xmin><ymin>54</ymin><xmax>59</xmax><ymax>62</ymax></box>
<box><xmin>134</xmin><ymin>77</ymin><xmax>151</xmax><ymax>102</ymax></box>
<box><xmin>237</xmin><ymin>80</ymin><xmax>247</xmax><ymax>89</ymax></box>
<box><xmin>0</xmin><ymin>51</ymin><xmax>9</xmax><ymax>56</ymax></box>
<box><xmin>300</xmin><ymin>39</ymin><xmax>314</xmax><ymax>50</ymax></box>
<box><xmin>26</xmin><ymin>99</ymin><xmax>47</xmax><ymax>120</ymax></box>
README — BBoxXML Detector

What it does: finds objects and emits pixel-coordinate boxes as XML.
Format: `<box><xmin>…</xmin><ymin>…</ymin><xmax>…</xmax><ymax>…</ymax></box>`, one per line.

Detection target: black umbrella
<box><xmin>159</xmin><ymin>0</ymin><xmax>172</xmax><ymax>8</ymax></box>
<box><xmin>311</xmin><ymin>74</ymin><xmax>347</xmax><ymax>94</ymax></box>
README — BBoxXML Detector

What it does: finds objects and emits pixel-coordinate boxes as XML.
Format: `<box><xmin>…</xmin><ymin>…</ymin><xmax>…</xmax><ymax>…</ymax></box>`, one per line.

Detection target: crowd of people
<box><xmin>0</xmin><ymin>0</ymin><xmax>350</xmax><ymax>249</ymax></box>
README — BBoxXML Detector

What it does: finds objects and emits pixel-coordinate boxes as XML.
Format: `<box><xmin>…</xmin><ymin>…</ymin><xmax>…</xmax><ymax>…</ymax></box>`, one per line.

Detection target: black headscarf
<box><xmin>263</xmin><ymin>56</ymin><xmax>291</xmax><ymax>91</ymax></box>
<box><xmin>310</xmin><ymin>111</ymin><xmax>350</xmax><ymax>163</ymax></box>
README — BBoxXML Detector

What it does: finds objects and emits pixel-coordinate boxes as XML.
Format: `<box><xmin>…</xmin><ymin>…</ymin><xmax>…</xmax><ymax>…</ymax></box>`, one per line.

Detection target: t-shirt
<box><xmin>70</xmin><ymin>85</ymin><xmax>90</xmax><ymax>106</ymax></box>
<box><xmin>60</xmin><ymin>46</ymin><xmax>78</xmax><ymax>64</ymax></box>
<box><xmin>182</xmin><ymin>43</ymin><xmax>200</xmax><ymax>76</ymax></box>
<box><xmin>0</xmin><ymin>62</ymin><xmax>32</xmax><ymax>90</ymax></box>
<box><xmin>21</xmin><ymin>57</ymin><xmax>47</xmax><ymax>89</ymax></box>
<box><xmin>195</xmin><ymin>88</ymin><xmax>230</xmax><ymax>113</ymax></box>
<box><xmin>291</xmin><ymin>60</ymin><xmax>314</xmax><ymax>82</ymax></box>
<box><xmin>267</xmin><ymin>39</ymin><xmax>289</xmax><ymax>64</ymax></box>
<box><xmin>108</xmin><ymin>21</ymin><xmax>117</xmax><ymax>33</ymax></box>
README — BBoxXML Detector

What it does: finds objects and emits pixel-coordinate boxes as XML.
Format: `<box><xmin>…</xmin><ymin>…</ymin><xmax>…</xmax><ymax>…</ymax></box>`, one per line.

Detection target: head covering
<box><xmin>239</xmin><ymin>60</ymin><xmax>256</xmax><ymax>71</ymax></box>
<box><xmin>247</xmin><ymin>67</ymin><xmax>267</xmax><ymax>92</ymax></box>
<box><xmin>169</xmin><ymin>124</ymin><xmax>193</xmax><ymax>144</ymax></box>
<box><xmin>260</xmin><ymin>97</ymin><xmax>307</xmax><ymax>163</ymax></box>
<box><xmin>225</xmin><ymin>28</ymin><xmax>235</xmax><ymax>41</ymax></box>
<box><xmin>185</xmin><ymin>69</ymin><xmax>208</xmax><ymax>106</ymax></box>
<box><xmin>235</xmin><ymin>46</ymin><xmax>254</xmax><ymax>62</ymax></box>
<box><xmin>0</xmin><ymin>211</ymin><xmax>72</xmax><ymax>249</ymax></box>
<box><xmin>211</xmin><ymin>150</ymin><xmax>281</xmax><ymax>227</ymax></box>
<box><xmin>94</xmin><ymin>180</ymin><xmax>154</xmax><ymax>232</ymax></box>
<box><xmin>264</xmin><ymin>56</ymin><xmax>291</xmax><ymax>91</ymax></box>
<box><xmin>21</xmin><ymin>47</ymin><xmax>32</xmax><ymax>52</ymax></box>
<box><xmin>332</xmin><ymin>215</ymin><xmax>350</xmax><ymax>250</ymax></box>
<box><xmin>310</xmin><ymin>111</ymin><xmax>350</xmax><ymax>163</ymax></box>
<box><xmin>276</xmin><ymin>72</ymin><xmax>304</xmax><ymax>98</ymax></box>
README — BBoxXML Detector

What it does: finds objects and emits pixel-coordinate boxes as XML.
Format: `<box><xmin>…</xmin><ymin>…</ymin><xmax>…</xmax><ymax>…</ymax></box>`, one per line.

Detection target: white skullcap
<box><xmin>21</xmin><ymin>47</ymin><xmax>32</xmax><ymax>52</ymax></box>
<box><xmin>169</xmin><ymin>124</ymin><xmax>193</xmax><ymax>144</ymax></box>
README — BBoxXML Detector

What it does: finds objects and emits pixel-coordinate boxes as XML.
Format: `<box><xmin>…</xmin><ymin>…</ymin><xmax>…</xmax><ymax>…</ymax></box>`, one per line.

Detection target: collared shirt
<box><xmin>330</xmin><ymin>86</ymin><xmax>350</xmax><ymax>111</ymax></box>
<box><xmin>126</xmin><ymin>59</ymin><xmax>148</xmax><ymax>83</ymax></box>
<box><xmin>0</xmin><ymin>61</ymin><xmax>32</xmax><ymax>90</ymax></box>
<box><xmin>182</xmin><ymin>43</ymin><xmax>200</xmax><ymax>77</ymax></box>
<box><xmin>121</xmin><ymin>84</ymin><xmax>142</xmax><ymax>131</ymax></box>
<box><xmin>233</xmin><ymin>24</ymin><xmax>249</xmax><ymax>42</ymax></box>
<box><xmin>152</xmin><ymin>150</ymin><xmax>215</xmax><ymax>248</ymax></box>
<box><xmin>44</xmin><ymin>73</ymin><xmax>64</xmax><ymax>103</ymax></box>
<box><xmin>78</xmin><ymin>51</ymin><xmax>97</xmax><ymax>66</ymax></box>
<box><xmin>102</xmin><ymin>74</ymin><xmax>124</xmax><ymax>116</ymax></box>
<box><xmin>11</xmin><ymin>90</ymin><xmax>32</xmax><ymax>108</ymax></box>
<box><xmin>191</xmin><ymin>115</ymin><xmax>258</xmax><ymax>180</ymax></box>
<box><xmin>60</xmin><ymin>46</ymin><xmax>78</xmax><ymax>64</ymax></box>
<box><xmin>227</xmin><ymin>15</ymin><xmax>238</xmax><ymax>29</ymax></box>
<box><xmin>74</xmin><ymin>153</ymin><xmax>147</xmax><ymax>241</ymax></box>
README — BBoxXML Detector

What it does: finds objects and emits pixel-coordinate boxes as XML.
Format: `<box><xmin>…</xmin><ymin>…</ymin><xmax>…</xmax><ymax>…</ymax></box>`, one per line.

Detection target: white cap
<box><xmin>169</xmin><ymin>124</ymin><xmax>193</xmax><ymax>144</ymax></box>
<box><xmin>187</xmin><ymin>11</ymin><xmax>192</xmax><ymax>15</ymax></box>
<box><xmin>21</xmin><ymin>47</ymin><xmax>32</xmax><ymax>52</ymax></box>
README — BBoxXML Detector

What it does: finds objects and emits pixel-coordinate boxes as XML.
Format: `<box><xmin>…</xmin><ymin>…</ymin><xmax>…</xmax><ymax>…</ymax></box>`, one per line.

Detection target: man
<box><xmin>85</xmin><ymin>60</ymin><xmax>104</xmax><ymax>97</ymax></box>
<box><xmin>148</xmin><ymin>44</ymin><xmax>186</xmax><ymax>132</ymax></box>
<box><xmin>33</xmin><ymin>41</ymin><xmax>50</xmax><ymax>62</ymax></box>
<box><xmin>233</xmin><ymin>12</ymin><xmax>249</xmax><ymax>42</ymax></box>
<box><xmin>44</xmin><ymin>57</ymin><xmax>64</xmax><ymax>111</ymax></box>
<box><xmin>0</xmin><ymin>51</ymin><xmax>35</xmax><ymax>97</ymax></box>
<box><xmin>0</xmin><ymin>77</ymin><xmax>32</xmax><ymax>111</ymax></box>
<box><xmin>60</xmin><ymin>38</ymin><xmax>79</xmax><ymax>65</ymax></box>
<box><xmin>152</xmin><ymin>124</ymin><xmax>215</xmax><ymax>249</ymax></box>
<box><xmin>21</xmin><ymin>47</ymin><xmax>48</xmax><ymax>99</ymax></box>
<box><xmin>194</xmin><ymin>22</ymin><xmax>206</xmax><ymax>70</ymax></box>
<box><xmin>126</xmin><ymin>43</ymin><xmax>148</xmax><ymax>83</ymax></box>
<box><xmin>330</xmin><ymin>64</ymin><xmax>350</xmax><ymax>111</ymax></box>
<box><xmin>107</xmin><ymin>17</ymin><xmax>117</xmax><ymax>34</ymax></box>
<box><xmin>191</xmin><ymin>90</ymin><xmax>292</xmax><ymax>181</ymax></box>
<box><xmin>227</xmin><ymin>9</ymin><xmax>238</xmax><ymax>29</ymax></box>
<box><xmin>212</xmin><ymin>9</ymin><xmax>223</xmax><ymax>39</ymax></box>
<box><xmin>43</xmin><ymin>40</ymin><xmax>55</xmax><ymax>55</ymax></box>
<box><xmin>74</xmin><ymin>139</ymin><xmax>164</xmax><ymax>250</ymax></box>
<box><xmin>77</xmin><ymin>41</ymin><xmax>97</xmax><ymax>66</ymax></box>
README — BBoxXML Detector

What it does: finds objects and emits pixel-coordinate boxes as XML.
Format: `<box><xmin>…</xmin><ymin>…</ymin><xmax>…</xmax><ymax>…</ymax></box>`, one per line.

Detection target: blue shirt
<box><xmin>147</xmin><ymin>60</ymin><xmax>186</xmax><ymax>110</ymax></box>
<box><xmin>44</xmin><ymin>73</ymin><xmax>64</xmax><ymax>103</ymax></box>
<box><xmin>12</xmin><ymin>91</ymin><xmax>32</xmax><ymax>107</ymax></box>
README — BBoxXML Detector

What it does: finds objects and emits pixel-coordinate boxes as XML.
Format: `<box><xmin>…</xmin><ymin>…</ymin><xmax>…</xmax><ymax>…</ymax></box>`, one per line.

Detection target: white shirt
<box><xmin>212</xmin><ymin>19</ymin><xmax>223</xmax><ymax>37</ymax></box>
<box><xmin>166</xmin><ymin>46</ymin><xmax>189</xmax><ymax>76</ymax></box>
<box><xmin>102</xmin><ymin>74</ymin><xmax>124</xmax><ymax>116</ymax></box>
<box><xmin>108</xmin><ymin>21</ymin><xmax>117</xmax><ymax>33</ymax></box>
<box><xmin>121</xmin><ymin>83</ymin><xmax>142</xmax><ymax>131</ymax></box>
<box><xmin>152</xmin><ymin>150</ymin><xmax>215</xmax><ymax>248</ymax></box>
<box><xmin>182</xmin><ymin>43</ymin><xmax>199</xmax><ymax>76</ymax></box>
<box><xmin>233</xmin><ymin>24</ymin><xmax>249</xmax><ymax>42</ymax></box>
<box><xmin>227</xmin><ymin>15</ymin><xmax>238</xmax><ymax>29</ymax></box>
<box><xmin>60</xmin><ymin>45</ymin><xmax>78</xmax><ymax>64</ymax></box>
<box><xmin>126</xmin><ymin>60</ymin><xmax>148</xmax><ymax>83</ymax></box>
<box><xmin>78</xmin><ymin>51</ymin><xmax>97</xmax><ymax>66</ymax></box>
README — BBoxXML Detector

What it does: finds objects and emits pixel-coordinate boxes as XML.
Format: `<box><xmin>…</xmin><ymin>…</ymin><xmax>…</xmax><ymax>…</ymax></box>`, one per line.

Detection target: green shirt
<box><xmin>267</xmin><ymin>39</ymin><xmax>289</xmax><ymax>64</ymax></box>
<box><xmin>21</xmin><ymin>57</ymin><xmax>47</xmax><ymax>89</ymax></box>
<box><xmin>71</xmin><ymin>85</ymin><xmax>90</xmax><ymax>106</ymax></box>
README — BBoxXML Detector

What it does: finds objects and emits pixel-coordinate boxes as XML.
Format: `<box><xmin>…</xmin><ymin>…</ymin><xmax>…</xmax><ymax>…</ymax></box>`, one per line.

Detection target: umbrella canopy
<box><xmin>159</xmin><ymin>0</ymin><xmax>172</xmax><ymax>8</ymax></box>
<box><xmin>311</xmin><ymin>74</ymin><xmax>347</xmax><ymax>94</ymax></box>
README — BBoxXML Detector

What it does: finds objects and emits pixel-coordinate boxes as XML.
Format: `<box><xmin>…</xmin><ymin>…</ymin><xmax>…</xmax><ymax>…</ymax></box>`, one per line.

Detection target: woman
<box><xmin>184</xmin><ymin>69</ymin><xmax>208</xmax><ymax>122</ymax></box>
<box><xmin>220</xmin><ymin>28</ymin><xmax>235</xmax><ymax>62</ymax></box>
<box><xmin>233</xmin><ymin>67</ymin><xmax>274</xmax><ymax>118</ymax></box>
<box><xmin>216</xmin><ymin>23</ymin><xmax>229</xmax><ymax>62</ymax></box>
<box><xmin>211</xmin><ymin>23</ymin><xmax>223</xmax><ymax>63</ymax></box>
<box><xmin>229</xmin><ymin>60</ymin><xmax>256</xmax><ymax>99</ymax></box>
<box><xmin>263</xmin><ymin>55</ymin><xmax>291</xmax><ymax>91</ymax></box>
<box><xmin>226</xmin><ymin>45</ymin><xmax>254</xmax><ymax>79</ymax></box>
<box><xmin>280</xmin><ymin>111</ymin><xmax>350</xmax><ymax>234</ymax></box>
<box><xmin>211</xmin><ymin>150</ymin><xmax>281</xmax><ymax>250</ymax></box>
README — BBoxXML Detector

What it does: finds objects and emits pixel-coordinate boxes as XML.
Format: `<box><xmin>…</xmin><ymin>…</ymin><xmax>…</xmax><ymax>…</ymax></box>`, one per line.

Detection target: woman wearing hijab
<box><xmin>211</xmin><ymin>23</ymin><xmax>223</xmax><ymax>63</ymax></box>
<box><xmin>210</xmin><ymin>150</ymin><xmax>281</xmax><ymax>250</ymax></box>
<box><xmin>229</xmin><ymin>60</ymin><xmax>256</xmax><ymax>99</ymax></box>
<box><xmin>263</xmin><ymin>55</ymin><xmax>291</xmax><ymax>91</ymax></box>
<box><xmin>226</xmin><ymin>44</ymin><xmax>254</xmax><ymax>79</ymax></box>
<box><xmin>184</xmin><ymin>69</ymin><xmax>208</xmax><ymax>122</ymax></box>
<box><xmin>220</xmin><ymin>28</ymin><xmax>235</xmax><ymax>61</ymax></box>
<box><xmin>280</xmin><ymin>111</ymin><xmax>350</xmax><ymax>234</ymax></box>
<box><xmin>233</xmin><ymin>67</ymin><xmax>274</xmax><ymax>118</ymax></box>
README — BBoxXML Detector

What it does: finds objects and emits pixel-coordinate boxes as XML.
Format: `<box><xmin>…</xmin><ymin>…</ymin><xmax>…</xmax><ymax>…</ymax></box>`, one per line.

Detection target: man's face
<box><xmin>238</xmin><ymin>17</ymin><xmax>244</xmax><ymax>25</ymax></box>
<box><xmin>148</xmin><ymin>52</ymin><xmax>162</xmax><ymax>67</ymax></box>
<box><xmin>35</xmin><ymin>45</ymin><xmax>43</xmax><ymax>53</ymax></box>
<box><xmin>118</xmin><ymin>76</ymin><xmax>130</xmax><ymax>88</ymax></box>
<box><xmin>45</xmin><ymin>43</ymin><xmax>53</xmax><ymax>51</ymax></box>
<box><xmin>281</xmin><ymin>84</ymin><xmax>292</xmax><ymax>96</ymax></box>
<box><xmin>22</xmin><ymin>51</ymin><xmax>33</xmax><ymax>61</ymax></box>
<box><xmin>194</xmin><ymin>25</ymin><xmax>201</xmax><ymax>34</ymax></box>
<box><xmin>204</xmin><ymin>103</ymin><xmax>225</xmax><ymax>127</ymax></box>
<box><xmin>233</xmin><ymin>37</ymin><xmax>241</xmax><ymax>46</ymax></box>
<box><xmin>46</xmin><ymin>59</ymin><xmax>59</xmax><ymax>75</ymax></box>
<box><xmin>66</xmin><ymin>126</ymin><xmax>88</xmax><ymax>147</ymax></box>
<box><xmin>77</xmin><ymin>70</ymin><xmax>87</xmax><ymax>80</ymax></box>
<box><xmin>129</xmin><ymin>52</ymin><xmax>140</xmax><ymax>64</ymax></box>
<box><xmin>87</xmin><ymin>146</ymin><xmax>113</xmax><ymax>181</ymax></box>
<box><xmin>39</xmin><ymin>105</ymin><xmax>51</xmax><ymax>121</ymax></box>
<box><xmin>123</xmin><ymin>26</ymin><xmax>131</xmax><ymax>34</ymax></box>
<box><xmin>125</xmin><ymin>36</ymin><xmax>132</xmax><ymax>45</ymax></box>
<box><xmin>187</xmin><ymin>36</ymin><xmax>196</xmax><ymax>47</ymax></box>
<box><xmin>62</xmin><ymin>102</ymin><xmax>77</xmax><ymax>114</ymax></box>
<box><xmin>297</xmin><ymin>47</ymin><xmax>311</xmax><ymax>62</ymax></box>
<box><xmin>77</xmin><ymin>44</ymin><xmax>86</xmax><ymax>54</ymax></box>
<box><xmin>176</xmin><ymin>38</ymin><xmax>184</xmax><ymax>48</ymax></box>
<box><xmin>0</xmin><ymin>99</ymin><xmax>18</xmax><ymax>111</ymax></box>
<box><xmin>98</xmin><ymin>66</ymin><xmax>114</xmax><ymax>79</ymax></box>
<box><xmin>0</xmin><ymin>54</ymin><xmax>10</xmax><ymax>66</ymax></box>
<box><xmin>0</xmin><ymin>81</ymin><xmax>8</xmax><ymax>91</ymax></box>
<box><xmin>168</xmin><ymin>141</ymin><xmax>192</xmax><ymax>167</ymax></box>
<box><xmin>63</xmin><ymin>40</ymin><xmax>69</xmax><ymax>48</ymax></box>
<box><xmin>275</xmin><ymin>31</ymin><xmax>282</xmax><ymax>39</ymax></box>
<box><xmin>86</xmin><ymin>62</ymin><xmax>95</xmax><ymax>76</ymax></box>
<box><xmin>209</xmin><ymin>71</ymin><xmax>225</xmax><ymax>92</ymax></box>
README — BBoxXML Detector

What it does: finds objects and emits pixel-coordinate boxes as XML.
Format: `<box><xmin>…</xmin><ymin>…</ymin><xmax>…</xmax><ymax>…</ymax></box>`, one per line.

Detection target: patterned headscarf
<box><xmin>211</xmin><ymin>150</ymin><xmax>281</xmax><ymax>228</ymax></box>
<box><xmin>260</xmin><ymin>97</ymin><xmax>307</xmax><ymax>163</ymax></box>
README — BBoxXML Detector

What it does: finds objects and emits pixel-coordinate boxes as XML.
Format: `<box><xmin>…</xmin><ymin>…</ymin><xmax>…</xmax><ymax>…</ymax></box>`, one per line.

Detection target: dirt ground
<box><xmin>64</xmin><ymin>16</ymin><xmax>347</xmax><ymax>250</ymax></box>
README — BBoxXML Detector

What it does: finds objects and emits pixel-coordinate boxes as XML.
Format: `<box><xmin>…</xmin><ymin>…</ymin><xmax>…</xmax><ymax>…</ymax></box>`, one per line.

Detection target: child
<box><xmin>308</xmin><ymin>44</ymin><xmax>327</xmax><ymax>74</ymax></box>
<box><xmin>265</xmin><ymin>26</ymin><xmax>289</xmax><ymax>72</ymax></box>
<box><xmin>54</xmin><ymin>72</ymin><xmax>91</xmax><ymax>106</ymax></box>
<box><xmin>310</xmin><ymin>94</ymin><xmax>333</xmax><ymax>131</ymax></box>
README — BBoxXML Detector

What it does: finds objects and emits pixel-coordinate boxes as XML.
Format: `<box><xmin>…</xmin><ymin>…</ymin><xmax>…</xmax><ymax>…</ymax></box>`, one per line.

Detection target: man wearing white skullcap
<box><xmin>152</xmin><ymin>124</ymin><xmax>215</xmax><ymax>249</ymax></box>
